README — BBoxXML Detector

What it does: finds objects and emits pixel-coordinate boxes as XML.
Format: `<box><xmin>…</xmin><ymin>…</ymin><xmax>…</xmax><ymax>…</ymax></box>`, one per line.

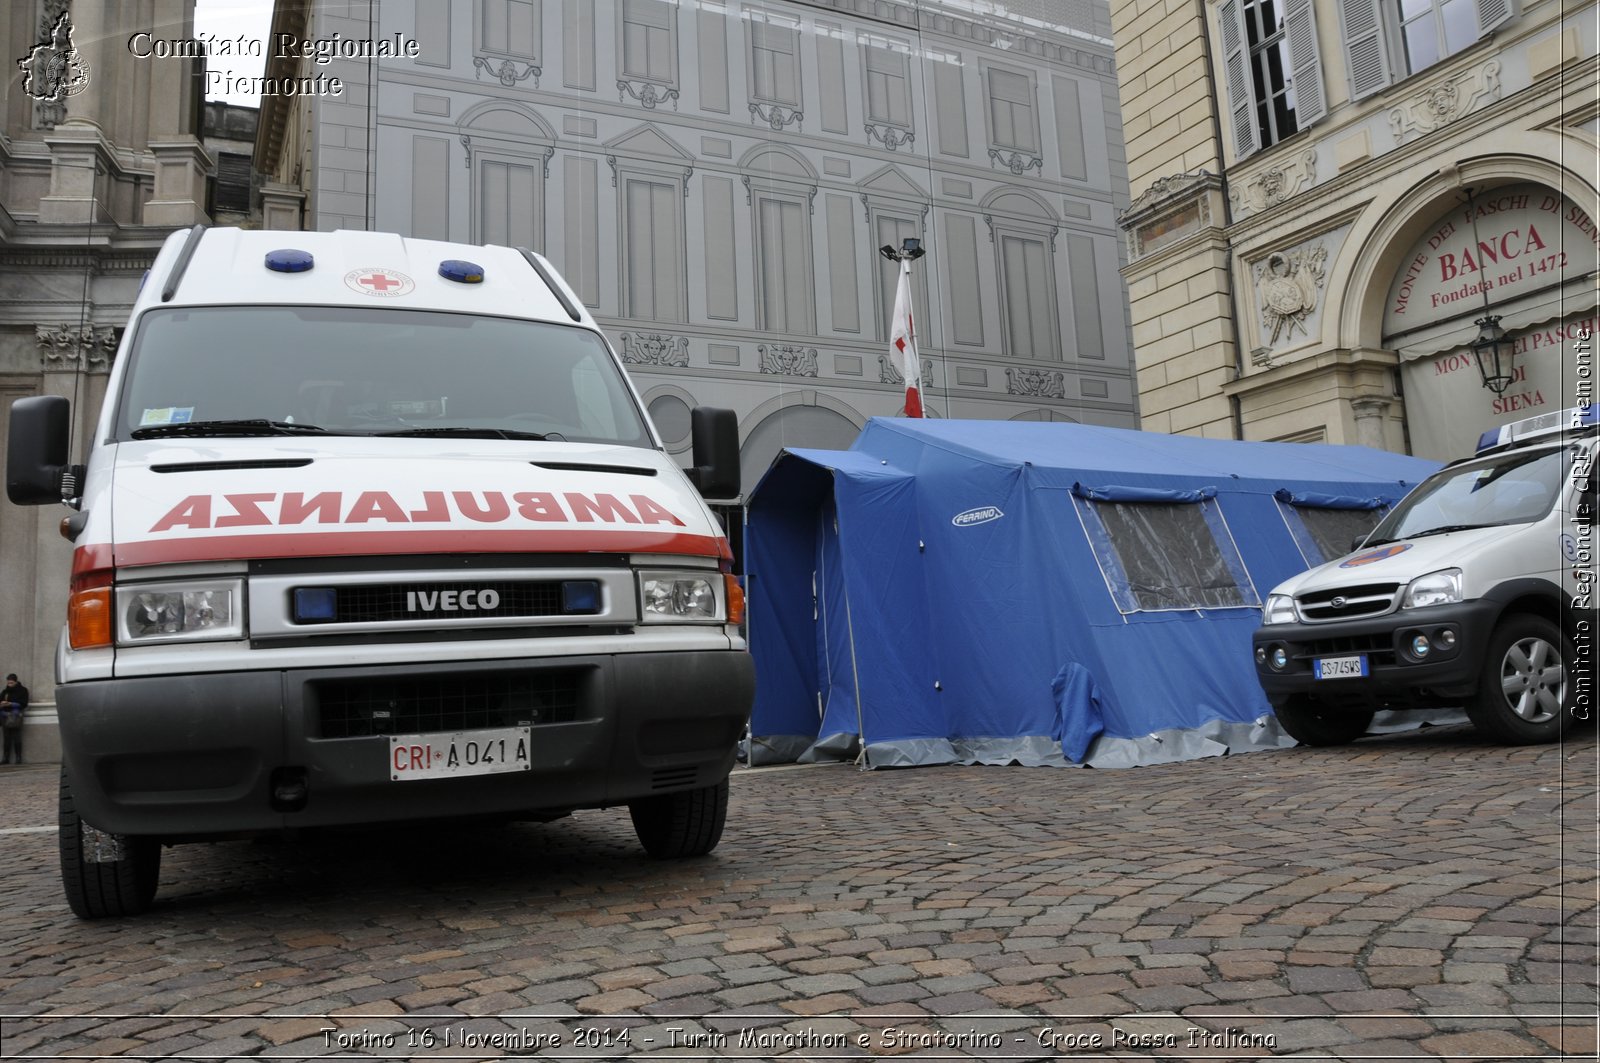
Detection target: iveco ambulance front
<box><xmin>14</xmin><ymin>227</ymin><xmax>753</xmax><ymax>917</ymax></box>
<box><xmin>1252</xmin><ymin>407</ymin><xmax>1595</xmax><ymax>749</ymax></box>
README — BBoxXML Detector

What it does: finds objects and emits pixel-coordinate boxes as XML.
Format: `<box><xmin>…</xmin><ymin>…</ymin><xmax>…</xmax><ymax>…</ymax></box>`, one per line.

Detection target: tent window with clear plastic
<box><xmin>1270</xmin><ymin>489</ymin><xmax>1398</xmax><ymax>567</ymax></box>
<box><xmin>1075</xmin><ymin>491</ymin><xmax>1258</xmax><ymax>613</ymax></box>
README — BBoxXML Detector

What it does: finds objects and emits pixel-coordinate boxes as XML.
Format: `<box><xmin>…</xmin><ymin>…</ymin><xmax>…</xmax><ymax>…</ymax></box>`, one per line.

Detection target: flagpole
<box><xmin>879</xmin><ymin>238</ymin><xmax>927</xmax><ymax>418</ymax></box>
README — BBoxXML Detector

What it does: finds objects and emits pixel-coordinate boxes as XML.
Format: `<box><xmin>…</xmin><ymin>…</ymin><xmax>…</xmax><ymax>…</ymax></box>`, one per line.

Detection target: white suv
<box><xmin>1253</xmin><ymin>407</ymin><xmax>1596</xmax><ymax>746</ymax></box>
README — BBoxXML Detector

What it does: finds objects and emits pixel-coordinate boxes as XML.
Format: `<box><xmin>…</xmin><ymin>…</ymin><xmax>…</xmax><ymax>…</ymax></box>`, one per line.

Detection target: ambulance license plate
<box><xmin>1314</xmin><ymin>654</ymin><xmax>1368</xmax><ymax>679</ymax></box>
<box><xmin>389</xmin><ymin>727</ymin><xmax>532</xmax><ymax>781</ymax></box>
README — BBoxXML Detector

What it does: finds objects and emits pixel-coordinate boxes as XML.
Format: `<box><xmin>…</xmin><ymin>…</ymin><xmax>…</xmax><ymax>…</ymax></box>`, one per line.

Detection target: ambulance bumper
<box><xmin>56</xmin><ymin>650</ymin><xmax>754</xmax><ymax>838</ymax></box>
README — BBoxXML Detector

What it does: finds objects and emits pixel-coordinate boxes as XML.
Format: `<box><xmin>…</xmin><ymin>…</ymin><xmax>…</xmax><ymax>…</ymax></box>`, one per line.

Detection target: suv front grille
<box><xmin>312</xmin><ymin>671</ymin><xmax>583</xmax><ymax>738</ymax></box>
<box><xmin>1296</xmin><ymin>583</ymin><xmax>1400</xmax><ymax>622</ymax></box>
<box><xmin>1298</xmin><ymin>632</ymin><xmax>1397</xmax><ymax>667</ymax></box>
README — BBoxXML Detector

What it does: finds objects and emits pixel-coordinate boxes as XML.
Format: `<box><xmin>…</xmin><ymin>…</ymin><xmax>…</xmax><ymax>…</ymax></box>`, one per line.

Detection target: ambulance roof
<box><xmin>143</xmin><ymin>227</ymin><xmax>587</xmax><ymax>326</ymax></box>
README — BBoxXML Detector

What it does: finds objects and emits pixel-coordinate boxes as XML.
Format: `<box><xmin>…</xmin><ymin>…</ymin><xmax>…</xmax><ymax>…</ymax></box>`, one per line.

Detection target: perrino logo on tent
<box><xmin>952</xmin><ymin>506</ymin><xmax>1004</xmax><ymax>527</ymax></box>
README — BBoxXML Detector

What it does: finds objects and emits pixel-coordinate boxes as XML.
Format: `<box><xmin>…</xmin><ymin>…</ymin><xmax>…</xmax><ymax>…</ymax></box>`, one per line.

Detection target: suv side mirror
<box><xmin>6</xmin><ymin>395</ymin><xmax>75</xmax><ymax>506</ymax></box>
<box><xmin>687</xmin><ymin>406</ymin><xmax>739</xmax><ymax>500</ymax></box>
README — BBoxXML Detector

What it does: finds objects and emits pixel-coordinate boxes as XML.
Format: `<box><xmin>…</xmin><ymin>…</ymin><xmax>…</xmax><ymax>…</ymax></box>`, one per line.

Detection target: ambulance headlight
<box><xmin>117</xmin><ymin>580</ymin><xmax>244</xmax><ymax>643</ymax></box>
<box><xmin>1402</xmin><ymin>569</ymin><xmax>1463</xmax><ymax>609</ymax></box>
<box><xmin>1262</xmin><ymin>594</ymin><xmax>1297</xmax><ymax>625</ymax></box>
<box><xmin>638</xmin><ymin>571</ymin><xmax>722</xmax><ymax>623</ymax></box>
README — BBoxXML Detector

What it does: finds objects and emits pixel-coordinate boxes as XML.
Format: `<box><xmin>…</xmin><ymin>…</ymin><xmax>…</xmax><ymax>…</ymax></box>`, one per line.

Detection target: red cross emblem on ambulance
<box><xmin>343</xmin><ymin>267</ymin><xmax>415</xmax><ymax>297</ymax></box>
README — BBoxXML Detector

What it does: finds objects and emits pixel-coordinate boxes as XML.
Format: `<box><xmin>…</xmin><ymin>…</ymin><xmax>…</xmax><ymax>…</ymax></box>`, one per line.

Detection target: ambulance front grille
<box><xmin>312</xmin><ymin>670</ymin><xmax>583</xmax><ymax>738</ymax></box>
<box><xmin>314</xmin><ymin>580</ymin><xmax>566</xmax><ymax>624</ymax></box>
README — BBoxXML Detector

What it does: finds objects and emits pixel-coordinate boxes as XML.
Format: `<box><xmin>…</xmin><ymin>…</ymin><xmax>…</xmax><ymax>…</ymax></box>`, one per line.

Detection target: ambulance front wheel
<box><xmin>59</xmin><ymin>768</ymin><xmax>161</xmax><ymax>919</ymax></box>
<box><xmin>1274</xmin><ymin>696</ymin><xmax>1374</xmax><ymax>747</ymax></box>
<box><xmin>629</xmin><ymin>778</ymin><xmax>729</xmax><ymax>859</ymax></box>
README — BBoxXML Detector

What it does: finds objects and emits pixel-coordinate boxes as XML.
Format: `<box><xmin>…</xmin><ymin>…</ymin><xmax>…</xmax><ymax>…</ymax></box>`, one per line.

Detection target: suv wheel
<box><xmin>59</xmin><ymin>768</ymin><xmax>160</xmax><ymax>919</ymax></box>
<box><xmin>1466</xmin><ymin>614</ymin><xmax>1569</xmax><ymax>744</ymax></box>
<box><xmin>629</xmin><ymin>779</ymin><xmax>728</xmax><ymax>859</ymax></box>
<box><xmin>1274</xmin><ymin>695</ymin><xmax>1374</xmax><ymax>747</ymax></box>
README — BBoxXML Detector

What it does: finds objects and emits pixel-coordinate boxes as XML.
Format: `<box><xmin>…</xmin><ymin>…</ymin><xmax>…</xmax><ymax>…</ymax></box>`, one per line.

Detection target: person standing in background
<box><xmin>1</xmin><ymin>674</ymin><xmax>28</xmax><ymax>764</ymax></box>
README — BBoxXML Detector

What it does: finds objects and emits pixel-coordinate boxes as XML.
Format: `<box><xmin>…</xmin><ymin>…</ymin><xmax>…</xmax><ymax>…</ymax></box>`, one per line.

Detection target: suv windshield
<box><xmin>113</xmin><ymin>306</ymin><xmax>651</xmax><ymax>447</ymax></box>
<box><xmin>1367</xmin><ymin>444</ymin><xmax>1573</xmax><ymax>544</ymax></box>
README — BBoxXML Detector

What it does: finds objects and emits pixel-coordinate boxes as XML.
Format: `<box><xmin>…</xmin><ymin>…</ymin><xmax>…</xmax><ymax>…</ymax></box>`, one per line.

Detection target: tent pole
<box><xmin>841</xmin><ymin>584</ymin><xmax>870</xmax><ymax>771</ymax></box>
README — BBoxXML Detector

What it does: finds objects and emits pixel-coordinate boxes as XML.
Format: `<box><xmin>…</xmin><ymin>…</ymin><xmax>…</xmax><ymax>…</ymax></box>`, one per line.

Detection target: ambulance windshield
<box><xmin>113</xmin><ymin>306</ymin><xmax>651</xmax><ymax>447</ymax></box>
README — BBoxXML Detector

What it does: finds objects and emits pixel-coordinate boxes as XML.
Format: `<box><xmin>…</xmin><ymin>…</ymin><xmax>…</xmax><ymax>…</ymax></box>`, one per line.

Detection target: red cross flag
<box><xmin>889</xmin><ymin>257</ymin><xmax>924</xmax><ymax>418</ymax></box>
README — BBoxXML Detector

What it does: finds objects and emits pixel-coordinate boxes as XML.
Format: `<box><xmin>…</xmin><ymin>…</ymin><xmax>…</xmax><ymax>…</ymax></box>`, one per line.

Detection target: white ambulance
<box><xmin>6</xmin><ymin>227</ymin><xmax>754</xmax><ymax>918</ymax></box>
<box><xmin>1253</xmin><ymin>406</ymin><xmax>1596</xmax><ymax>747</ymax></box>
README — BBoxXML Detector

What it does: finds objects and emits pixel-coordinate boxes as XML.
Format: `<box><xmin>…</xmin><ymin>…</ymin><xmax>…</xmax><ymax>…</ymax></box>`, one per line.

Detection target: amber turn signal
<box><xmin>68</xmin><ymin>587</ymin><xmax>113</xmax><ymax>649</ymax></box>
<box><xmin>724</xmin><ymin>574</ymin><xmax>745</xmax><ymax>627</ymax></box>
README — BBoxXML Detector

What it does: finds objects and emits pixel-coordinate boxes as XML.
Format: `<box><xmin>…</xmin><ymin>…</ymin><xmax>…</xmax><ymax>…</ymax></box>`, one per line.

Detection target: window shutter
<box><xmin>1475</xmin><ymin>0</ymin><xmax>1517</xmax><ymax>37</ymax></box>
<box><xmin>1338</xmin><ymin>0</ymin><xmax>1392</xmax><ymax>100</ymax></box>
<box><xmin>1216</xmin><ymin>0</ymin><xmax>1259</xmax><ymax>159</ymax></box>
<box><xmin>1282</xmin><ymin>0</ymin><xmax>1327</xmax><ymax>127</ymax></box>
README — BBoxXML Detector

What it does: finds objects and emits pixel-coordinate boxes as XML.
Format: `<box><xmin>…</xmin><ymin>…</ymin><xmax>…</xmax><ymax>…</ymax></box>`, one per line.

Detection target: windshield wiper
<box><xmin>1405</xmin><ymin>523</ymin><xmax>1498</xmax><ymax>540</ymax></box>
<box><xmin>370</xmin><ymin>426</ymin><xmax>550</xmax><ymax>441</ymax></box>
<box><xmin>131</xmin><ymin>419</ymin><xmax>331</xmax><ymax>439</ymax></box>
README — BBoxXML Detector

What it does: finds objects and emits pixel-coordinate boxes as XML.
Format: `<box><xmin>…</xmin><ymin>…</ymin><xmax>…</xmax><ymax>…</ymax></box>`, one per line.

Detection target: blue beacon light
<box><xmin>439</xmin><ymin>259</ymin><xmax>485</xmax><ymax>283</ymax></box>
<box><xmin>264</xmin><ymin>249</ymin><xmax>314</xmax><ymax>273</ymax></box>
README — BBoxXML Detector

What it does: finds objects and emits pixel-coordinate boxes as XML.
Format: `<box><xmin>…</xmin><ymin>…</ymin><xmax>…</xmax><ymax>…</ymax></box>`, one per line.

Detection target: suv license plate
<box><xmin>390</xmin><ymin>727</ymin><xmax>532</xmax><ymax>781</ymax></box>
<box><xmin>1314</xmin><ymin>654</ymin><xmax>1369</xmax><ymax>680</ymax></box>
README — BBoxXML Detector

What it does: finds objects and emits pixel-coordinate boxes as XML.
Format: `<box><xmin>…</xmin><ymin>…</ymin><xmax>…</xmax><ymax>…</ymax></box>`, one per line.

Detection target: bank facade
<box><xmin>1111</xmin><ymin>0</ymin><xmax>1597</xmax><ymax>460</ymax></box>
<box><xmin>258</xmin><ymin>0</ymin><xmax>1141</xmax><ymax>487</ymax></box>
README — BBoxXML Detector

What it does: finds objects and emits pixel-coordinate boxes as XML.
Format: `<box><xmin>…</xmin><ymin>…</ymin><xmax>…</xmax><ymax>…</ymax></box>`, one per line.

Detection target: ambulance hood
<box><xmin>100</xmin><ymin>437</ymin><xmax>727</xmax><ymax>570</ymax></box>
<box><xmin>1273</xmin><ymin>526</ymin><xmax>1508</xmax><ymax>597</ymax></box>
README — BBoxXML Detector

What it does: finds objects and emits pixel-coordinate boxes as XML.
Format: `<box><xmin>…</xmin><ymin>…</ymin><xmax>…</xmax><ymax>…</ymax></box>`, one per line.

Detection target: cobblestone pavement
<box><xmin>0</xmin><ymin>725</ymin><xmax>1595</xmax><ymax>1061</ymax></box>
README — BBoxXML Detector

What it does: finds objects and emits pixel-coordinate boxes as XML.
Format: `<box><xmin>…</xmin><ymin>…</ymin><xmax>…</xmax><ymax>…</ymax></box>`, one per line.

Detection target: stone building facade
<box><xmin>1111</xmin><ymin>0</ymin><xmax>1597</xmax><ymax>460</ymax></box>
<box><xmin>1</xmin><ymin>0</ymin><xmax>211</xmax><ymax>744</ymax></box>
<box><xmin>257</xmin><ymin>0</ymin><xmax>1141</xmax><ymax>487</ymax></box>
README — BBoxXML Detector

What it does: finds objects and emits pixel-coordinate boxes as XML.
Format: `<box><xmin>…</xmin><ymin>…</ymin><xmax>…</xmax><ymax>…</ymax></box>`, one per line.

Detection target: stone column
<box><xmin>1351</xmin><ymin>397</ymin><xmax>1394</xmax><ymax>452</ymax></box>
<box><xmin>36</xmin><ymin>0</ymin><xmax>117</xmax><ymax>225</ymax></box>
<box><xmin>142</xmin><ymin>0</ymin><xmax>210</xmax><ymax>227</ymax></box>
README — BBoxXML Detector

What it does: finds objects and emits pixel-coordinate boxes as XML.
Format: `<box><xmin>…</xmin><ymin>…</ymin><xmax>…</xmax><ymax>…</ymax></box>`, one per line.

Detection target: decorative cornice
<box><xmin>1117</xmin><ymin>170</ymin><xmax>1220</xmax><ymax>229</ymax></box>
<box><xmin>461</xmin><ymin>134</ymin><xmax>553</xmax><ymax>176</ymax></box>
<box><xmin>1390</xmin><ymin>59</ymin><xmax>1502</xmax><ymax>144</ymax></box>
<box><xmin>758</xmin><ymin>344</ymin><xmax>818</xmax><ymax>377</ymax></box>
<box><xmin>619</xmin><ymin>332</ymin><xmax>689</xmax><ymax>368</ymax></box>
<box><xmin>788</xmin><ymin>0</ymin><xmax>1113</xmax><ymax>71</ymax></box>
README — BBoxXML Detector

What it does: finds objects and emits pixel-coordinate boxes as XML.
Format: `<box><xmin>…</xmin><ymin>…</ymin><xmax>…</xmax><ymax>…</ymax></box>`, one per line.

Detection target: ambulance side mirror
<box><xmin>687</xmin><ymin>406</ymin><xmax>740</xmax><ymax>501</ymax></box>
<box><xmin>6</xmin><ymin>395</ymin><xmax>77</xmax><ymax>506</ymax></box>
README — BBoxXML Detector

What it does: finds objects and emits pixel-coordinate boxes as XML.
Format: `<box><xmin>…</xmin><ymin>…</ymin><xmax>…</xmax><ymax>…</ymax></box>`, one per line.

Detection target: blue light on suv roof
<box><xmin>264</xmin><ymin>249</ymin><xmax>314</xmax><ymax>273</ymax></box>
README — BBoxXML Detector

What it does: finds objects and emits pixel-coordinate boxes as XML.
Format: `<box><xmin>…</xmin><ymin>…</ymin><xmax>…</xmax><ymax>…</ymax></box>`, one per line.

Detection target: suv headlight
<box><xmin>1262</xmin><ymin>593</ymin><xmax>1297</xmax><ymax>625</ymax></box>
<box><xmin>1402</xmin><ymin>568</ymin><xmax>1463</xmax><ymax>609</ymax></box>
<box><xmin>116</xmin><ymin>579</ymin><xmax>244</xmax><ymax>644</ymax></box>
<box><xmin>639</xmin><ymin>570</ymin><xmax>724</xmax><ymax>623</ymax></box>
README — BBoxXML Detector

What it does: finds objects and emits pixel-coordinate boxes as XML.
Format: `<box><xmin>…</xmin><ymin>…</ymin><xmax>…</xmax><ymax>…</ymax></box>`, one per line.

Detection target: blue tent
<box><xmin>744</xmin><ymin>419</ymin><xmax>1441</xmax><ymax>768</ymax></box>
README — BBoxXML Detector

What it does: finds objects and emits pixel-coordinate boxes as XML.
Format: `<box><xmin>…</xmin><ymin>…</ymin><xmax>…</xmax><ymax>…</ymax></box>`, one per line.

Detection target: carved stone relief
<box><xmin>473</xmin><ymin>56</ymin><xmax>541</xmax><ymax>88</ymax></box>
<box><xmin>987</xmin><ymin>148</ymin><xmax>1043</xmax><ymax>177</ymax></box>
<box><xmin>879</xmin><ymin>354</ymin><xmax>933</xmax><ymax>386</ymax></box>
<box><xmin>36</xmin><ymin>324</ymin><xmax>119</xmax><ymax>369</ymax></box>
<box><xmin>865</xmin><ymin>123</ymin><xmax>914</xmax><ymax>151</ymax></box>
<box><xmin>1228</xmin><ymin>150</ymin><xmax>1317</xmax><ymax>218</ymax></box>
<box><xmin>618</xmin><ymin>80</ymin><xmax>680</xmax><ymax>109</ymax></box>
<box><xmin>1253</xmin><ymin>243</ymin><xmax>1328</xmax><ymax>347</ymax></box>
<box><xmin>619</xmin><ymin>332</ymin><xmax>689</xmax><ymax>368</ymax></box>
<box><xmin>1390</xmin><ymin>60</ymin><xmax>1501</xmax><ymax>143</ymax></box>
<box><xmin>758</xmin><ymin>344</ymin><xmax>818</xmax><ymax>377</ymax></box>
<box><xmin>1004</xmin><ymin>367</ymin><xmax>1066</xmax><ymax>398</ymax></box>
<box><xmin>750</xmin><ymin>101</ymin><xmax>803</xmax><ymax>130</ymax></box>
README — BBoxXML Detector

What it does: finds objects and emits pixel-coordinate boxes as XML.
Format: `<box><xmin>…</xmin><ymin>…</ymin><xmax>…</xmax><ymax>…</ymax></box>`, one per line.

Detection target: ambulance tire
<box><xmin>59</xmin><ymin>768</ymin><xmax>160</xmax><ymax>919</ymax></box>
<box><xmin>1466</xmin><ymin>615</ymin><xmax>1570</xmax><ymax>745</ymax></box>
<box><xmin>629</xmin><ymin>778</ymin><xmax>728</xmax><ymax>859</ymax></box>
<box><xmin>1274</xmin><ymin>696</ymin><xmax>1374</xmax><ymax>747</ymax></box>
